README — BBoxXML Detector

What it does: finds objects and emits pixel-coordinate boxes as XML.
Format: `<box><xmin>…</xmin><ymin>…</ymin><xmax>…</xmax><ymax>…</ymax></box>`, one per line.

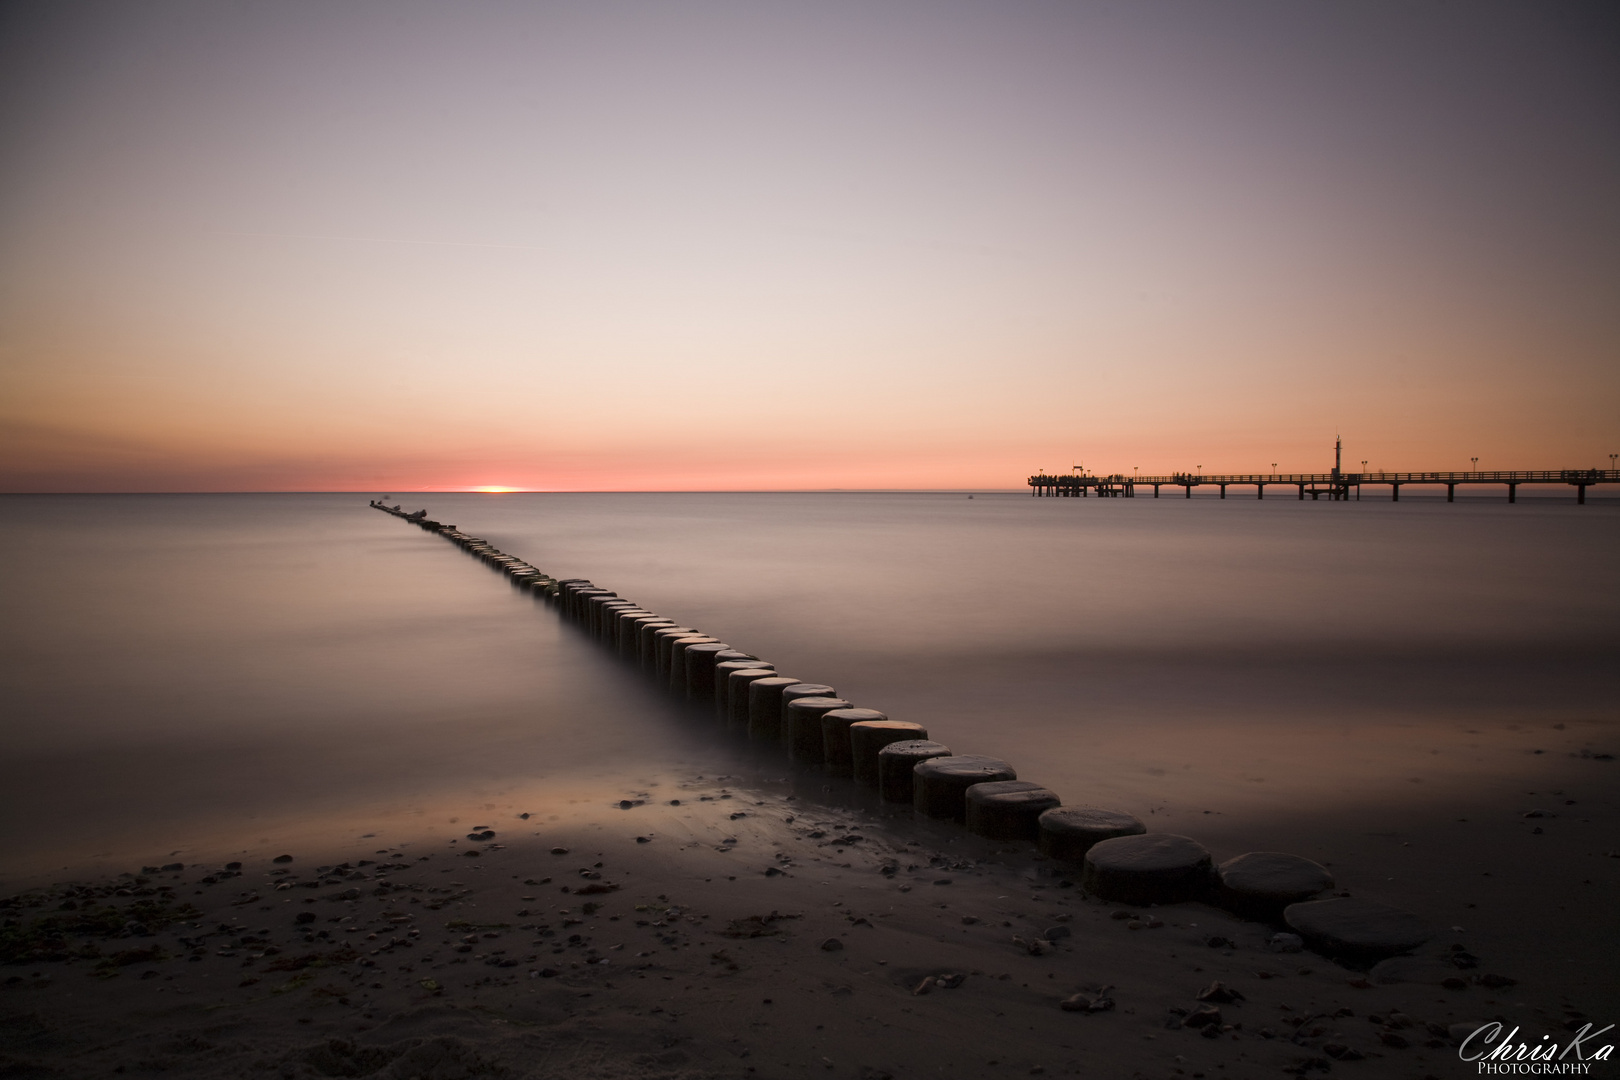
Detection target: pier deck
<box><xmin>1028</xmin><ymin>469</ymin><xmax>1618</xmax><ymax>503</ymax></box>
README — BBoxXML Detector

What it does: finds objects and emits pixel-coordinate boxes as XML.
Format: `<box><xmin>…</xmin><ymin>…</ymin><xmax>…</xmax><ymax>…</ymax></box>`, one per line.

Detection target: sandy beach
<box><xmin>4</xmin><ymin>747</ymin><xmax>1616</xmax><ymax>1079</ymax></box>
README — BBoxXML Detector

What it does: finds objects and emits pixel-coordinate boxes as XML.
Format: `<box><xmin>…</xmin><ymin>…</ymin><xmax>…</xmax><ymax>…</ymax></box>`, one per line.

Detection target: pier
<box><xmin>1029</xmin><ymin>468</ymin><xmax>1617</xmax><ymax>503</ymax></box>
<box><xmin>1031</xmin><ymin>439</ymin><xmax>1616</xmax><ymax>503</ymax></box>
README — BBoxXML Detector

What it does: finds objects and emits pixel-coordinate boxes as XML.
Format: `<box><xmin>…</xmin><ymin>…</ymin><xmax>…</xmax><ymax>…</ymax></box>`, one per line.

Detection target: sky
<box><xmin>1</xmin><ymin>0</ymin><xmax>1616</xmax><ymax>492</ymax></box>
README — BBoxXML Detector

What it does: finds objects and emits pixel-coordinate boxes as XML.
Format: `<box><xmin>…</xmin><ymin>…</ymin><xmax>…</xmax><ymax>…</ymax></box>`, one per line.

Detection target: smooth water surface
<box><xmin>1</xmin><ymin>492</ymin><xmax>1615</xmax><ymax>889</ymax></box>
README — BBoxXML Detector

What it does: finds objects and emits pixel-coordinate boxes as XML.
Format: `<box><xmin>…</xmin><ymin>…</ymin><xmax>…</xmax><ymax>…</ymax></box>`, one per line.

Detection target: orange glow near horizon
<box><xmin>0</xmin><ymin>4</ymin><xmax>1614</xmax><ymax>493</ymax></box>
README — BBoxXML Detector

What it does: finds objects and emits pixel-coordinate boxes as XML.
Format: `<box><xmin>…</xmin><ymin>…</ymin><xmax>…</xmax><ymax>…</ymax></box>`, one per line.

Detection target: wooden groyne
<box><xmin>368</xmin><ymin>498</ymin><xmax>1444</xmax><ymax>962</ymax></box>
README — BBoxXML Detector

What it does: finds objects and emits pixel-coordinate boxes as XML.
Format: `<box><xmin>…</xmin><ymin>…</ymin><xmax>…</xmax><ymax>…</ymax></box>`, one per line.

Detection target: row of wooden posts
<box><xmin>368</xmin><ymin>500</ymin><xmax>1441</xmax><ymax>962</ymax></box>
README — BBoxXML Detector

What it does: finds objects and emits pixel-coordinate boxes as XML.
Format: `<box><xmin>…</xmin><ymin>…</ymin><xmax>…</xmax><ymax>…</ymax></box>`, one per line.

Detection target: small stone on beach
<box><xmin>1060</xmin><ymin>991</ymin><xmax>1114</xmax><ymax>1013</ymax></box>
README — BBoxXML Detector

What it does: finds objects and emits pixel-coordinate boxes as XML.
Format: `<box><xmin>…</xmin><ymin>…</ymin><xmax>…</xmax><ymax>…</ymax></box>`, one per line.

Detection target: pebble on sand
<box><xmin>1060</xmin><ymin>991</ymin><xmax>1114</xmax><ymax>1013</ymax></box>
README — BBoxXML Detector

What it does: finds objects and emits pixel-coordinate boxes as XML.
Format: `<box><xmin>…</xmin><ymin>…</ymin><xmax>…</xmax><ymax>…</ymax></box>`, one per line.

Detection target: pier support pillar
<box><xmin>1447</xmin><ymin>484</ymin><xmax>1454</xmax><ymax>502</ymax></box>
<box><xmin>1185</xmin><ymin>484</ymin><xmax>1191</xmax><ymax>498</ymax></box>
<box><xmin>1219</xmin><ymin>484</ymin><xmax>1226</xmax><ymax>499</ymax></box>
<box><xmin>1508</xmin><ymin>483</ymin><xmax>1517</xmax><ymax>504</ymax></box>
<box><xmin>1297</xmin><ymin>484</ymin><xmax>1304</xmax><ymax>500</ymax></box>
<box><xmin>1392</xmin><ymin>484</ymin><xmax>1400</xmax><ymax>502</ymax></box>
<box><xmin>1153</xmin><ymin>485</ymin><xmax>1160</xmax><ymax>497</ymax></box>
<box><xmin>1257</xmin><ymin>484</ymin><xmax>1264</xmax><ymax>499</ymax></box>
<box><xmin>1577</xmin><ymin>484</ymin><xmax>1586</xmax><ymax>505</ymax></box>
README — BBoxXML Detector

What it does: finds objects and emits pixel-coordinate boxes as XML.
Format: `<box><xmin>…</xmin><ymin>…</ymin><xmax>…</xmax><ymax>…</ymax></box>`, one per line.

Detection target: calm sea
<box><xmin>1</xmin><ymin>491</ymin><xmax>1615</xmax><ymax>887</ymax></box>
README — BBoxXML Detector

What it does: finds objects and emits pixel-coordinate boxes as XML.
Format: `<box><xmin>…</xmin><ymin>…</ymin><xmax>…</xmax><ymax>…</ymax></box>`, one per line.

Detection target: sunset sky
<box><xmin>1</xmin><ymin>1</ymin><xmax>1616</xmax><ymax>491</ymax></box>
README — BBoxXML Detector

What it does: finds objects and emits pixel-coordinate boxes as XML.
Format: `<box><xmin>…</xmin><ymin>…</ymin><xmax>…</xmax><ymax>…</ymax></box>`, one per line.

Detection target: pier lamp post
<box><xmin>1271</xmin><ymin>463</ymin><xmax>1277</xmax><ymax>475</ymax></box>
<box><xmin>1471</xmin><ymin>456</ymin><xmax>1478</xmax><ymax>473</ymax></box>
<box><xmin>1610</xmin><ymin>453</ymin><xmax>1616</xmax><ymax>472</ymax></box>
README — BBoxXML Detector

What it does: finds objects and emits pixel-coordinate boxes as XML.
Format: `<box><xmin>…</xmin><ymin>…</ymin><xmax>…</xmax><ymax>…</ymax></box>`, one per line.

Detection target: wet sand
<box><xmin>3</xmin><ymin>760</ymin><xmax>1615</xmax><ymax>1080</ymax></box>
